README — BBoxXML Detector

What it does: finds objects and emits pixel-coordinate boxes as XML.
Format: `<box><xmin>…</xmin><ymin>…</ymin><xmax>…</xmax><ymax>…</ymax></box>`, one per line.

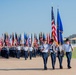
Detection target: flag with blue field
<box><xmin>57</xmin><ymin>9</ymin><xmax>63</xmax><ymax>45</ymax></box>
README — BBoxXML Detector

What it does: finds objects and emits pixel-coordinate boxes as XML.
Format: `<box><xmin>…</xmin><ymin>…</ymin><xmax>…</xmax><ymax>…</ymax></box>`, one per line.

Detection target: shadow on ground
<box><xmin>0</xmin><ymin>68</ymin><xmax>67</xmax><ymax>71</ymax></box>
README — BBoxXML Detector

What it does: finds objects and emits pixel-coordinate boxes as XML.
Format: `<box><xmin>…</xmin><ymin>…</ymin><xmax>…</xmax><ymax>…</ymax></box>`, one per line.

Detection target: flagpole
<box><xmin>57</xmin><ymin>8</ymin><xmax>59</xmax><ymax>44</ymax></box>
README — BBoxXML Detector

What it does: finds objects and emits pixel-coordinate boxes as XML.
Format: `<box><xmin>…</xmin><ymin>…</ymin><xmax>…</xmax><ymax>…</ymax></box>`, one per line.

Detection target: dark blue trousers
<box><xmin>3</xmin><ymin>50</ymin><xmax>9</xmax><ymax>59</ymax></box>
<box><xmin>33</xmin><ymin>49</ymin><xmax>37</xmax><ymax>57</ymax></box>
<box><xmin>24</xmin><ymin>51</ymin><xmax>28</xmax><ymax>60</ymax></box>
<box><xmin>6</xmin><ymin>50</ymin><xmax>9</xmax><ymax>58</ymax></box>
<box><xmin>42</xmin><ymin>52</ymin><xmax>48</xmax><ymax>69</ymax></box>
<box><xmin>2</xmin><ymin>50</ymin><xmax>9</xmax><ymax>58</ymax></box>
<box><xmin>51</xmin><ymin>53</ymin><xmax>56</xmax><ymax>69</ymax></box>
<box><xmin>66</xmin><ymin>52</ymin><xmax>72</xmax><ymax>68</ymax></box>
<box><xmin>17</xmin><ymin>50</ymin><xmax>21</xmax><ymax>59</ymax></box>
<box><xmin>29</xmin><ymin>51</ymin><xmax>32</xmax><ymax>60</ymax></box>
<box><xmin>58</xmin><ymin>53</ymin><xmax>63</xmax><ymax>68</ymax></box>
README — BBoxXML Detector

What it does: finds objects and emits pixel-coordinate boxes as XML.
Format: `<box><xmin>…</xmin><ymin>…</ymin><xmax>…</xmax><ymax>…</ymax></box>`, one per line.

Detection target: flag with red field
<box><xmin>46</xmin><ymin>33</ymin><xmax>51</xmax><ymax>44</ymax></box>
<box><xmin>51</xmin><ymin>7</ymin><xmax>58</xmax><ymax>43</ymax></box>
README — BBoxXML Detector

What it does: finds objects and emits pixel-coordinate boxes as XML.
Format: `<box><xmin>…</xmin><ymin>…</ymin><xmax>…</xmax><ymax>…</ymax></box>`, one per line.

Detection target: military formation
<box><xmin>0</xmin><ymin>33</ymin><xmax>73</xmax><ymax>70</ymax></box>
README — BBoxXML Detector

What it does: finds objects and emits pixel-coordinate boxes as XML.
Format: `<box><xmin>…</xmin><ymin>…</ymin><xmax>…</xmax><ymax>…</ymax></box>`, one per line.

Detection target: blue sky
<box><xmin>0</xmin><ymin>0</ymin><xmax>76</xmax><ymax>37</ymax></box>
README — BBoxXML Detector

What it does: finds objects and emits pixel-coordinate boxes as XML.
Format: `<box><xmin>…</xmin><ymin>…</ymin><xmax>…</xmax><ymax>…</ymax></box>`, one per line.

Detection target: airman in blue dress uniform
<box><xmin>41</xmin><ymin>40</ymin><xmax>49</xmax><ymax>70</ymax></box>
<box><xmin>63</xmin><ymin>38</ymin><xmax>73</xmax><ymax>69</ymax></box>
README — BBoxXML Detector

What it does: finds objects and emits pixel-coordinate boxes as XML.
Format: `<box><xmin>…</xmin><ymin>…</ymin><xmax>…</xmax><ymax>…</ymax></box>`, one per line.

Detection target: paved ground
<box><xmin>0</xmin><ymin>56</ymin><xmax>76</xmax><ymax>75</ymax></box>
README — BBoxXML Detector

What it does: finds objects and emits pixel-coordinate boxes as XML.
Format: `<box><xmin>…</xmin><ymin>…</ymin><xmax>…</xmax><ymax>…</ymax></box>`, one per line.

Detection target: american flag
<box><xmin>28</xmin><ymin>34</ymin><xmax>32</xmax><ymax>46</ymax></box>
<box><xmin>51</xmin><ymin>7</ymin><xmax>58</xmax><ymax>43</ymax></box>
<box><xmin>34</xmin><ymin>33</ymin><xmax>38</xmax><ymax>44</ymax></box>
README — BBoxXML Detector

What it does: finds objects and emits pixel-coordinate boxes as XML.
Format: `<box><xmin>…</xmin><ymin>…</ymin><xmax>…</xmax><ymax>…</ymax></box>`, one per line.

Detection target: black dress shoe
<box><xmin>44</xmin><ymin>67</ymin><xmax>47</xmax><ymax>70</ymax></box>
<box><xmin>60</xmin><ymin>66</ymin><xmax>63</xmax><ymax>69</ymax></box>
<box><xmin>53</xmin><ymin>67</ymin><xmax>55</xmax><ymax>70</ymax></box>
<box><xmin>68</xmin><ymin>66</ymin><xmax>72</xmax><ymax>69</ymax></box>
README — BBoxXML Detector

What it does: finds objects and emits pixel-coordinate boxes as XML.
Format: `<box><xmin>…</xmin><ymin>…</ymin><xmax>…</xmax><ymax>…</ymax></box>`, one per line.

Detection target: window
<box><xmin>72</xmin><ymin>40</ymin><xmax>76</xmax><ymax>44</ymax></box>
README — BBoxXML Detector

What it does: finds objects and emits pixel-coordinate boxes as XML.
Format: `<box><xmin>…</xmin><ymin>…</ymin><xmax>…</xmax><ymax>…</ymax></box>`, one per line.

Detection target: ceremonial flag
<box><xmin>46</xmin><ymin>33</ymin><xmax>51</xmax><ymax>44</ymax></box>
<box><xmin>51</xmin><ymin>7</ymin><xmax>58</xmax><ymax>43</ymax></box>
<box><xmin>15</xmin><ymin>33</ymin><xmax>18</xmax><ymax>45</ymax></box>
<box><xmin>31</xmin><ymin>33</ymin><xmax>33</xmax><ymax>44</ymax></box>
<box><xmin>43</xmin><ymin>33</ymin><xmax>46</xmax><ymax>41</ymax></box>
<box><xmin>15</xmin><ymin>33</ymin><xmax>17</xmax><ymax>40</ymax></box>
<box><xmin>0</xmin><ymin>38</ymin><xmax>3</xmax><ymax>46</ymax></box>
<box><xmin>5</xmin><ymin>33</ymin><xmax>9</xmax><ymax>46</ymax></box>
<box><xmin>57</xmin><ymin>9</ymin><xmax>63</xmax><ymax>44</ymax></box>
<box><xmin>18</xmin><ymin>34</ymin><xmax>21</xmax><ymax>45</ymax></box>
<box><xmin>4</xmin><ymin>33</ymin><xmax>6</xmax><ymax>43</ymax></box>
<box><xmin>21</xmin><ymin>33</ymin><xmax>24</xmax><ymax>45</ymax></box>
<box><xmin>9</xmin><ymin>34</ymin><xmax>12</xmax><ymax>46</ymax></box>
<box><xmin>34</xmin><ymin>33</ymin><xmax>38</xmax><ymax>44</ymax></box>
<box><xmin>39</xmin><ymin>32</ymin><xmax>43</xmax><ymax>44</ymax></box>
<box><xmin>25</xmin><ymin>34</ymin><xmax>28</xmax><ymax>46</ymax></box>
<box><xmin>24</xmin><ymin>33</ymin><xmax>27</xmax><ymax>45</ymax></box>
<box><xmin>12</xmin><ymin>33</ymin><xmax>14</xmax><ymax>46</ymax></box>
<box><xmin>28</xmin><ymin>34</ymin><xmax>32</xmax><ymax>46</ymax></box>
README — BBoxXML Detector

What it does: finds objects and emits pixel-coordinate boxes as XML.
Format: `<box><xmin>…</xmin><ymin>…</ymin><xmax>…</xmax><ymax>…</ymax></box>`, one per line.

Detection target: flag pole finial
<box><xmin>57</xmin><ymin>5</ymin><xmax>59</xmax><ymax>11</ymax></box>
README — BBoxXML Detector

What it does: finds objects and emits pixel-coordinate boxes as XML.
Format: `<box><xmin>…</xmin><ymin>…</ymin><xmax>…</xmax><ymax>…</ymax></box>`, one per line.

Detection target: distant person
<box><xmin>29</xmin><ymin>45</ymin><xmax>33</xmax><ymax>60</ymax></box>
<box><xmin>16</xmin><ymin>44</ymin><xmax>21</xmax><ymax>59</ymax></box>
<box><xmin>33</xmin><ymin>44</ymin><xmax>38</xmax><ymax>57</ymax></box>
<box><xmin>1</xmin><ymin>44</ymin><xmax>9</xmax><ymax>59</ymax></box>
<box><xmin>23</xmin><ymin>44</ymin><xmax>29</xmax><ymax>60</ymax></box>
<box><xmin>63</xmin><ymin>38</ymin><xmax>73</xmax><ymax>69</ymax></box>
